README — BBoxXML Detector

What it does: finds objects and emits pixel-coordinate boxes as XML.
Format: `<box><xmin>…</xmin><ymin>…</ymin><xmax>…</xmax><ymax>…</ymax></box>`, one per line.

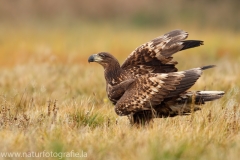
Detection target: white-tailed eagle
<box><xmin>88</xmin><ymin>30</ymin><xmax>224</xmax><ymax>125</ymax></box>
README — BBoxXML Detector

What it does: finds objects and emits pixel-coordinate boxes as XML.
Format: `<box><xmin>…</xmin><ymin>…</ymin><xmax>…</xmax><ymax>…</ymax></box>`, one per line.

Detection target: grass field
<box><xmin>0</xmin><ymin>22</ymin><xmax>240</xmax><ymax>160</ymax></box>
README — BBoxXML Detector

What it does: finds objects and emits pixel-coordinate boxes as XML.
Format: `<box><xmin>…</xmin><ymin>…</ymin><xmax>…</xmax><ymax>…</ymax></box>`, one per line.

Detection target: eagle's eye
<box><xmin>99</xmin><ymin>53</ymin><xmax>106</xmax><ymax>58</ymax></box>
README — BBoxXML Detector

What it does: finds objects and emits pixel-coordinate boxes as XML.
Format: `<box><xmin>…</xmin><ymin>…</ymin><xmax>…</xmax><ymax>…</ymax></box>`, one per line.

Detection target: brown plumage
<box><xmin>88</xmin><ymin>30</ymin><xmax>224</xmax><ymax>125</ymax></box>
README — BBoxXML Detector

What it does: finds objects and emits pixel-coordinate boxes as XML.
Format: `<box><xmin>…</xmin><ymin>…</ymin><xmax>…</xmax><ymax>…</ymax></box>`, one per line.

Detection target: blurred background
<box><xmin>0</xmin><ymin>1</ymin><xmax>240</xmax><ymax>157</ymax></box>
<box><xmin>0</xmin><ymin>0</ymin><xmax>239</xmax><ymax>67</ymax></box>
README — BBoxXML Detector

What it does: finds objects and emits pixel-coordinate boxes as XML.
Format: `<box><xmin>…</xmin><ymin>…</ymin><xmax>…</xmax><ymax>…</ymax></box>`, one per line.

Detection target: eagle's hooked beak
<box><xmin>88</xmin><ymin>54</ymin><xmax>103</xmax><ymax>63</ymax></box>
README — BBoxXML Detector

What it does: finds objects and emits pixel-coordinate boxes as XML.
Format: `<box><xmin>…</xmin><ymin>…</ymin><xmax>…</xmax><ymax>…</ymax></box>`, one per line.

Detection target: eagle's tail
<box><xmin>166</xmin><ymin>91</ymin><xmax>225</xmax><ymax>116</ymax></box>
<box><xmin>177</xmin><ymin>91</ymin><xmax>225</xmax><ymax>105</ymax></box>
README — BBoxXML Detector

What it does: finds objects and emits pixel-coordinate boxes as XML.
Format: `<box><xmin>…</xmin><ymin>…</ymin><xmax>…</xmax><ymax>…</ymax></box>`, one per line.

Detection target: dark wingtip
<box><xmin>180</xmin><ymin>40</ymin><xmax>204</xmax><ymax>51</ymax></box>
<box><xmin>201</xmin><ymin>65</ymin><xmax>216</xmax><ymax>70</ymax></box>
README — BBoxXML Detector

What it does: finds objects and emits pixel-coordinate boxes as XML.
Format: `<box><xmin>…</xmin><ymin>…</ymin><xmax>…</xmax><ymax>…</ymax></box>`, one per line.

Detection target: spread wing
<box><xmin>114</xmin><ymin>66</ymin><xmax>211</xmax><ymax>116</ymax></box>
<box><xmin>121</xmin><ymin>30</ymin><xmax>203</xmax><ymax>76</ymax></box>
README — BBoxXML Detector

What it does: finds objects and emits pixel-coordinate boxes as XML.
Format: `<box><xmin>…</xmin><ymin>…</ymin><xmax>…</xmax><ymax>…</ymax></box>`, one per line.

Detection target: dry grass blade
<box><xmin>0</xmin><ymin>23</ymin><xmax>239</xmax><ymax>160</ymax></box>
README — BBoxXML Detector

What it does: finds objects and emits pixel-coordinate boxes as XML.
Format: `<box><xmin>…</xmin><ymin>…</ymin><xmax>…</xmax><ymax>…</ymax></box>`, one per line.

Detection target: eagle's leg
<box><xmin>128</xmin><ymin>110</ymin><xmax>154</xmax><ymax>126</ymax></box>
<box><xmin>127</xmin><ymin>105</ymin><xmax>172</xmax><ymax>125</ymax></box>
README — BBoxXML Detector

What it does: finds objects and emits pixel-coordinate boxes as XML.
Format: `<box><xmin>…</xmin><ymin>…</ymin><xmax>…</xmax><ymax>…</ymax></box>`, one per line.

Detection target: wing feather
<box><xmin>121</xmin><ymin>30</ymin><xmax>203</xmax><ymax>75</ymax></box>
<box><xmin>167</xmin><ymin>65</ymin><xmax>215</xmax><ymax>98</ymax></box>
<box><xmin>115</xmin><ymin>73</ymin><xmax>183</xmax><ymax>116</ymax></box>
<box><xmin>114</xmin><ymin>66</ymin><xmax>213</xmax><ymax>116</ymax></box>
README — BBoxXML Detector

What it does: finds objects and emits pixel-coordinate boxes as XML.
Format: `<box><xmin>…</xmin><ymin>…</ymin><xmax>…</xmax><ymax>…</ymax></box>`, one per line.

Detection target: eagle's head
<box><xmin>88</xmin><ymin>52</ymin><xmax>119</xmax><ymax>68</ymax></box>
